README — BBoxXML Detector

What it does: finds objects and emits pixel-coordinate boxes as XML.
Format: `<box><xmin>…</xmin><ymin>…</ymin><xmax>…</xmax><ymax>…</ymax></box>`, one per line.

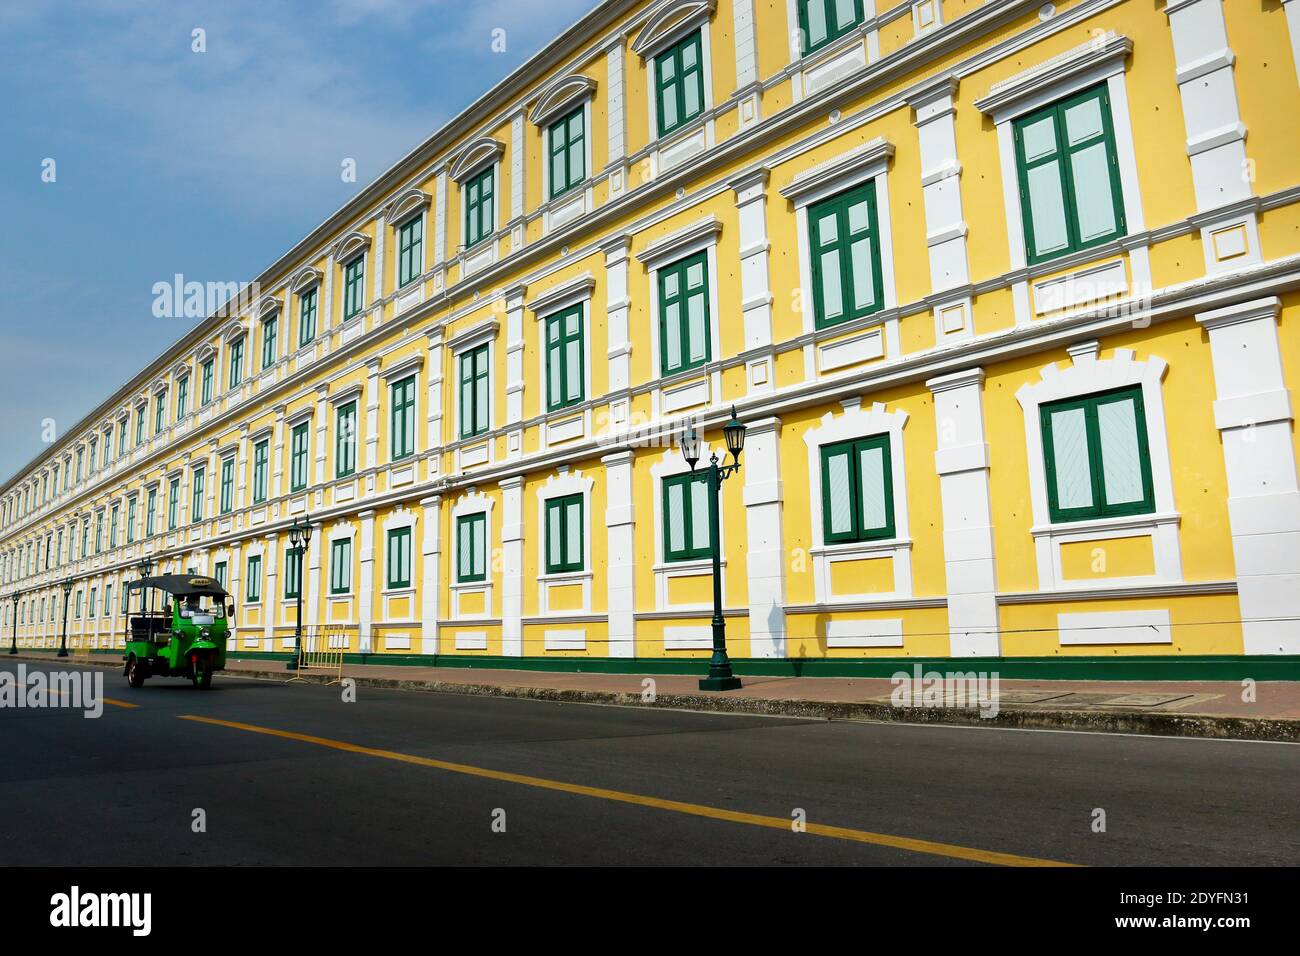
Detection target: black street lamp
<box><xmin>286</xmin><ymin>514</ymin><xmax>313</xmax><ymax>672</ymax></box>
<box><xmin>9</xmin><ymin>590</ymin><xmax>20</xmax><ymax>655</ymax></box>
<box><xmin>58</xmin><ymin>577</ymin><xmax>73</xmax><ymax>658</ymax></box>
<box><xmin>681</xmin><ymin>407</ymin><xmax>747</xmax><ymax>692</ymax></box>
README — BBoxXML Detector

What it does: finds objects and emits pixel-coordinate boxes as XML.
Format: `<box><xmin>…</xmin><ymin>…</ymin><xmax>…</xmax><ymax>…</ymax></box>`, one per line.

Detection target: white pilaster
<box><xmin>372</xmin><ymin>214</ymin><xmax>386</xmax><ymax>308</ymax></box>
<box><xmin>742</xmin><ymin>417</ymin><xmax>786</xmax><ymax>658</ymax></box>
<box><xmin>509</xmin><ymin>110</ymin><xmax>526</xmax><ymax>252</ymax></box>
<box><xmin>358</xmin><ymin>509</ymin><xmax>375</xmax><ymax>654</ymax></box>
<box><xmin>425</xmin><ymin>327</ymin><xmax>445</xmax><ymax>479</ymax></box>
<box><xmin>910</xmin><ymin>76</ymin><xmax>972</xmax><ymax>342</ymax></box>
<box><xmin>1196</xmin><ymin>297</ymin><xmax>1300</xmax><ymax>654</ymax></box>
<box><xmin>603</xmin><ymin>237</ymin><xmax>633</xmax><ymax>428</ymax></box>
<box><xmin>730</xmin><ymin>170</ymin><xmax>775</xmax><ymax>394</ymax></box>
<box><xmin>606</xmin><ymin>38</ymin><xmax>628</xmax><ymax>197</ymax></box>
<box><xmin>1284</xmin><ymin>0</ymin><xmax>1300</xmax><ymax>86</ymax></box>
<box><xmin>504</xmin><ymin>284</ymin><xmax>527</xmax><ymax>445</ymax></box>
<box><xmin>262</xmin><ymin>532</ymin><xmax>278</xmax><ymax>652</ymax></box>
<box><xmin>499</xmin><ymin>475</ymin><xmax>525</xmax><ymax>657</ymax></box>
<box><xmin>1164</xmin><ymin>0</ymin><xmax>1260</xmax><ymax>273</ymax></box>
<box><xmin>420</xmin><ymin>495</ymin><xmax>441</xmax><ymax>655</ymax></box>
<box><xmin>927</xmin><ymin>368</ymin><xmax>999</xmax><ymax>656</ymax></box>
<box><xmin>313</xmin><ymin>386</ymin><xmax>329</xmax><ymax>489</ymax></box>
<box><xmin>364</xmin><ymin>358</ymin><xmax>381</xmax><ymax>473</ymax></box>
<box><xmin>602</xmin><ymin>449</ymin><xmax>636</xmax><ymax>658</ymax></box>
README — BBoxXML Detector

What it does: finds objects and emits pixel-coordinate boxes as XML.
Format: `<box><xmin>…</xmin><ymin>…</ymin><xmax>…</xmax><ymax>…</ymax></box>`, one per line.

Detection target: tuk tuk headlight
<box><xmin>200</xmin><ymin>626</ymin><xmax>211</xmax><ymax>639</ymax></box>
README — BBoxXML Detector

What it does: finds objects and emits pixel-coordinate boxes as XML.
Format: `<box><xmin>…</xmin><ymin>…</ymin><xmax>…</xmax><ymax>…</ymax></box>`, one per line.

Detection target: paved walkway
<box><xmin>11</xmin><ymin>651</ymin><xmax>1299</xmax><ymax>738</ymax></box>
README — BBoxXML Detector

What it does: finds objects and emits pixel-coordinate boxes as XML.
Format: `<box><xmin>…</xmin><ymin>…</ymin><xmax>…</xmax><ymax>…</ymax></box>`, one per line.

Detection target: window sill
<box><xmin>1029</xmin><ymin>511</ymin><xmax>1179</xmax><ymax>538</ymax></box>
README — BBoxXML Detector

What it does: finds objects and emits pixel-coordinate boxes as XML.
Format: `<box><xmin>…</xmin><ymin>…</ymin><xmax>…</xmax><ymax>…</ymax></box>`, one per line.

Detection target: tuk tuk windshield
<box><xmin>178</xmin><ymin>594</ymin><xmax>227</xmax><ymax>623</ymax></box>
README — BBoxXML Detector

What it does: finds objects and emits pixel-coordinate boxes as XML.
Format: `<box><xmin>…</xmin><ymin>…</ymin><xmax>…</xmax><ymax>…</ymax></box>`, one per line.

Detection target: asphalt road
<box><xmin>1</xmin><ymin>660</ymin><xmax>1297</xmax><ymax>866</ymax></box>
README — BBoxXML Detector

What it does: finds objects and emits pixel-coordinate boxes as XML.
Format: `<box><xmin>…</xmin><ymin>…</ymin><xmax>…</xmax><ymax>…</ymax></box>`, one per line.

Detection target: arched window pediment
<box><xmin>331</xmin><ymin>230</ymin><xmax>372</xmax><ymax>265</ymax></box>
<box><xmin>291</xmin><ymin>266</ymin><xmax>323</xmax><ymax>294</ymax></box>
<box><xmin>383</xmin><ymin>187</ymin><xmax>432</xmax><ymax>227</ymax></box>
<box><xmin>529</xmin><ymin>74</ymin><xmax>597</xmax><ymax>128</ymax></box>
<box><xmin>449</xmin><ymin>136</ymin><xmax>505</xmax><ymax>184</ymax></box>
<box><xmin>631</xmin><ymin>0</ymin><xmax>716</xmax><ymax>59</ymax></box>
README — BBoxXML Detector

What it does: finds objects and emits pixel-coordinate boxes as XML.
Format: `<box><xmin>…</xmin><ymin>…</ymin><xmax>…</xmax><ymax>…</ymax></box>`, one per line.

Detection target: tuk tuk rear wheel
<box><xmin>126</xmin><ymin>656</ymin><xmax>145</xmax><ymax>689</ymax></box>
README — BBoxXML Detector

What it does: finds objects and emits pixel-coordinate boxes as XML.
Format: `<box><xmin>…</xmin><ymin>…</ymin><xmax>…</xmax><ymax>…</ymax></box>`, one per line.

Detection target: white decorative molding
<box><xmin>448</xmin><ymin>136</ymin><xmax>505</xmax><ymax>183</ymax></box>
<box><xmin>1057</xmin><ymin>608</ymin><xmax>1171</xmax><ymax>646</ymax></box>
<box><xmin>802</xmin><ymin>399</ymin><xmax>913</xmax><ymax>604</ymax></box>
<box><xmin>973</xmin><ymin>32</ymin><xmax>1133</xmax><ymax>120</ymax></box>
<box><xmin>630</xmin><ymin>0</ymin><xmax>716</xmax><ymax>59</ymax></box>
<box><xmin>330</xmin><ymin>230</ymin><xmax>371</xmax><ymax>264</ymax></box>
<box><xmin>528</xmin><ymin>74</ymin><xmax>597</xmax><ymax>127</ymax></box>
<box><xmin>382</xmin><ymin>186</ymin><xmax>431</xmax><ymax>227</ymax></box>
<box><xmin>1015</xmin><ymin>345</ymin><xmax>1182</xmax><ymax>591</ymax></box>
<box><xmin>635</xmin><ymin>215</ymin><xmax>722</xmax><ymax>270</ymax></box>
<box><xmin>779</xmin><ymin>137</ymin><xmax>894</xmax><ymax>207</ymax></box>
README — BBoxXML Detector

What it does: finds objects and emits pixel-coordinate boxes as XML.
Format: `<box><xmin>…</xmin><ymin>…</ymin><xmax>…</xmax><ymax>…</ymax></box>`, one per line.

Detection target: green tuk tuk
<box><xmin>123</xmin><ymin>574</ymin><xmax>232</xmax><ymax>689</ymax></box>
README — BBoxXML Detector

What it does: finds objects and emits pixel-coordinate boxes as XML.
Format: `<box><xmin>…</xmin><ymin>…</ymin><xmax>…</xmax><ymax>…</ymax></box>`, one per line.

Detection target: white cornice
<box><xmin>635</xmin><ymin>215</ymin><xmax>722</xmax><ymax>269</ymax></box>
<box><xmin>331</xmin><ymin>231</ymin><xmax>371</xmax><ymax>264</ymax></box>
<box><xmin>778</xmin><ymin>137</ymin><xmax>895</xmax><ymax>206</ymax></box>
<box><xmin>524</xmin><ymin>273</ymin><xmax>597</xmax><ymax>317</ymax></box>
<box><xmin>382</xmin><ymin>187</ymin><xmax>432</xmax><ymax>226</ymax></box>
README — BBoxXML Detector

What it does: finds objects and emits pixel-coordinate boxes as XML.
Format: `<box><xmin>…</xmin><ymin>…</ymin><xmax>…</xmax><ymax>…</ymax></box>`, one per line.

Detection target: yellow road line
<box><xmin>179</xmin><ymin>714</ymin><xmax>1076</xmax><ymax>867</ymax></box>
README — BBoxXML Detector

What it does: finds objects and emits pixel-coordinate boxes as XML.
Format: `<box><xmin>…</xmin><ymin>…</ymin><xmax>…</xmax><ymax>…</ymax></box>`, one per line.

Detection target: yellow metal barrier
<box><xmin>286</xmin><ymin>625</ymin><xmax>346</xmax><ymax>685</ymax></box>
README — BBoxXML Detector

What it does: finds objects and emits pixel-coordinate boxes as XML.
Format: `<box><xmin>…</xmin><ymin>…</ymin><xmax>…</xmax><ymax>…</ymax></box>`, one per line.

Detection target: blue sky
<box><xmin>0</xmin><ymin>0</ymin><xmax>597</xmax><ymax>486</ymax></box>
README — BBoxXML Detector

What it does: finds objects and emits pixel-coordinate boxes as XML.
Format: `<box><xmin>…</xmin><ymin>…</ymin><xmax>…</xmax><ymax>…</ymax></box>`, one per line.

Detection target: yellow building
<box><xmin>4</xmin><ymin>0</ymin><xmax>1300</xmax><ymax>678</ymax></box>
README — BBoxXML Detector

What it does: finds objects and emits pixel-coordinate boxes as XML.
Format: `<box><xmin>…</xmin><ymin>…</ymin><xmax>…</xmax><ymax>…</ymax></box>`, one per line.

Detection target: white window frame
<box><xmin>785</xmin><ymin>0</ymin><xmax>879</xmax><ymax>102</ymax></box>
<box><xmin>637</xmin><ymin>216</ymin><xmax>724</xmax><ymax>419</ymax></box>
<box><xmin>974</xmin><ymin>32</ymin><xmax>1149</xmax><ymax>325</ymax></box>
<box><xmin>802</xmin><ymin>397</ymin><xmax>913</xmax><ymax>604</ymax></box>
<box><xmin>1015</xmin><ymin>341</ymin><xmax>1182</xmax><ymax>591</ymax></box>
<box><xmin>782</xmin><ymin>137</ymin><xmax>899</xmax><ymax>380</ymax></box>
<box><xmin>526</xmin><ymin>275</ymin><xmax>595</xmax><ymax>448</ymax></box>
<box><xmin>633</xmin><ymin>2</ymin><xmax>718</xmax><ymax>174</ymax></box>
<box><xmin>649</xmin><ymin>442</ymin><xmax>727</xmax><ymax>615</ymax></box>
<box><xmin>448</xmin><ymin>319</ymin><xmax>499</xmax><ymax>470</ymax></box>
<box><xmin>450</xmin><ymin>490</ymin><xmax>494</xmax><ymax>620</ymax></box>
<box><xmin>380</xmin><ymin>506</ymin><xmax>418</xmax><ymax>624</ymax></box>
<box><xmin>380</xmin><ymin>353</ymin><xmax>425</xmax><ymax>488</ymax></box>
<box><xmin>535</xmin><ymin>468</ymin><xmax>595</xmax><ymax>616</ymax></box>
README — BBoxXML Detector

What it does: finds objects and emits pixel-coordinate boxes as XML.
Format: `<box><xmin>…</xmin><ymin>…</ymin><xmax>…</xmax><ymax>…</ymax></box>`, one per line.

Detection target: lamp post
<box><xmin>680</xmin><ymin>407</ymin><xmax>747</xmax><ymax>692</ymax></box>
<box><xmin>58</xmin><ymin>577</ymin><xmax>73</xmax><ymax>658</ymax></box>
<box><xmin>9</xmin><ymin>590</ymin><xmax>20</xmax><ymax>655</ymax></box>
<box><xmin>286</xmin><ymin>514</ymin><xmax>313</xmax><ymax>671</ymax></box>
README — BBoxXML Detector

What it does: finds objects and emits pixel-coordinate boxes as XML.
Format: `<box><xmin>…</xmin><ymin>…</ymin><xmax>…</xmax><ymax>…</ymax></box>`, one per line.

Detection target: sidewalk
<box><xmin>11</xmin><ymin>650</ymin><xmax>1299</xmax><ymax>741</ymax></box>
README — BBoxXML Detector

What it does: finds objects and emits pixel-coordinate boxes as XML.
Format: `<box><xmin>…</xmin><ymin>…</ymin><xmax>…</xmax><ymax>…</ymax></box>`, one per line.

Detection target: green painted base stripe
<box><xmin>208</xmin><ymin>651</ymin><xmax>1300</xmax><ymax>682</ymax></box>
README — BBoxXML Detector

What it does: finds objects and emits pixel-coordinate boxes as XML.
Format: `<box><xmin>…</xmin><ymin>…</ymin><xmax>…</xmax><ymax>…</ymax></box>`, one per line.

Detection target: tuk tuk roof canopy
<box><xmin>126</xmin><ymin>574</ymin><xmax>229</xmax><ymax>598</ymax></box>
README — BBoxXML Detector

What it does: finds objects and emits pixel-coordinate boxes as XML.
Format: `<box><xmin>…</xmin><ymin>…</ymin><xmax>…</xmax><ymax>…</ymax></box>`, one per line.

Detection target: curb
<box><xmin>9</xmin><ymin>654</ymin><xmax>1298</xmax><ymax>742</ymax></box>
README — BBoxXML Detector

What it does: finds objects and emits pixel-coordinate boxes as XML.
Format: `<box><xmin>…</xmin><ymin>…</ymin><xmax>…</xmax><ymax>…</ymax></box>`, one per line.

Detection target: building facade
<box><xmin>3</xmin><ymin>0</ymin><xmax>1299</xmax><ymax>674</ymax></box>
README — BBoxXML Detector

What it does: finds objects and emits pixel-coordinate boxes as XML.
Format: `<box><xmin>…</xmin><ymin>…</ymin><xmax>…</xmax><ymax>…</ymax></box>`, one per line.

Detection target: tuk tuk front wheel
<box><xmin>192</xmin><ymin>662</ymin><xmax>214</xmax><ymax>690</ymax></box>
<box><xmin>126</xmin><ymin>655</ymin><xmax>146</xmax><ymax>689</ymax></box>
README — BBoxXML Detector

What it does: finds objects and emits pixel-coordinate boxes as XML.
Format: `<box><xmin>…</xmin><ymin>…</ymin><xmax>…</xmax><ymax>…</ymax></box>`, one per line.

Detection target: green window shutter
<box><xmin>662</xmin><ymin>472</ymin><xmax>713</xmax><ymax>562</ymax></box>
<box><xmin>343</xmin><ymin>256</ymin><xmax>365</xmax><ymax>319</ymax></box>
<box><xmin>253</xmin><ymin>440</ymin><xmax>268</xmax><ymax>503</ymax></box>
<box><xmin>220</xmin><ymin>458</ymin><xmax>234</xmax><ymax>514</ymax></box>
<box><xmin>201</xmin><ymin>360</ymin><xmax>213</xmax><ymax>405</ymax></box>
<box><xmin>387</xmin><ymin>527</ymin><xmax>412</xmax><ymax>589</ymax></box>
<box><xmin>390</xmin><ymin>376</ymin><xmax>416</xmax><ymax>460</ymax></box>
<box><xmin>299</xmin><ymin>287</ymin><xmax>317</xmax><ymax>346</ymax></box>
<box><xmin>398</xmin><ymin>216</ymin><xmax>423</xmax><ymax>288</ymax></box>
<box><xmin>798</xmin><ymin>0</ymin><xmax>865</xmax><ymax>55</ymax></box>
<box><xmin>213</xmin><ymin>562</ymin><xmax>227</xmax><ymax>590</ymax></box>
<box><xmin>191</xmin><ymin>469</ymin><xmax>204</xmax><ymax>522</ymax></box>
<box><xmin>544</xmin><ymin>305</ymin><xmax>585</xmax><ymax>411</ymax></box>
<box><xmin>336</xmin><ymin>402</ymin><xmax>357</xmax><ymax>478</ymax></box>
<box><xmin>154</xmin><ymin>394</ymin><xmax>165</xmax><ymax>433</ymax></box>
<box><xmin>146</xmin><ymin>489</ymin><xmax>157</xmax><ymax>536</ymax></box>
<box><xmin>285</xmin><ymin>547</ymin><xmax>301</xmax><ymax>598</ymax></box>
<box><xmin>176</xmin><ymin>378</ymin><xmax>188</xmax><ymax>419</ymax></box>
<box><xmin>655</xmin><ymin>31</ymin><xmax>705</xmax><ymax>137</ymax></box>
<box><xmin>331</xmin><ymin>539</ymin><xmax>352</xmax><ymax>594</ymax></box>
<box><xmin>809</xmin><ymin>179</ymin><xmax>883</xmax><ymax>330</ymax></box>
<box><xmin>167</xmin><ymin>480</ymin><xmax>178</xmax><ymax>530</ymax></box>
<box><xmin>658</xmin><ymin>251</ymin><xmax>711</xmax><ymax>376</ymax></box>
<box><xmin>229</xmin><ymin>339</ymin><xmax>244</xmax><ymax>388</ymax></box>
<box><xmin>1040</xmin><ymin>385</ymin><xmax>1154</xmax><ymax>522</ymax></box>
<box><xmin>290</xmin><ymin>422</ymin><xmax>309</xmax><ymax>491</ymax></box>
<box><xmin>126</xmin><ymin>498</ymin><xmax>136</xmax><ymax>543</ymax></box>
<box><xmin>459</xmin><ymin>345</ymin><xmax>490</xmax><ymax>438</ymax></box>
<box><xmin>246</xmin><ymin>555</ymin><xmax>262</xmax><ymax>602</ymax></box>
<box><xmin>820</xmin><ymin>434</ymin><xmax>895</xmax><ymax>543</ymax></box>
<box><xmin>464</xmin><ymin>167</ymin><xmax>495</xmax><ymax>249</ymax></box>
<box><xmin>548</xmin><ymin>107</ymin><xmax>586</xmax><ymax>198</ymax></box>
<box><xmin>544</xmin><ymin>493</ymin><xmax>584</xmax><ymax>573</ymax></box>
<box><xmin>1014</xmin><ymin>84</ymin><xmax>1125</xmax><ymax>264</ymax></box>
<box><xmin>456</xmin><ymin>513</ymin><xmax>487</xmax><ymax>583</ymax></box>
<box><xmin>262</xmin><ymin>317</ymin><xmax>277</xmax><ymax>369</ymax></box>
